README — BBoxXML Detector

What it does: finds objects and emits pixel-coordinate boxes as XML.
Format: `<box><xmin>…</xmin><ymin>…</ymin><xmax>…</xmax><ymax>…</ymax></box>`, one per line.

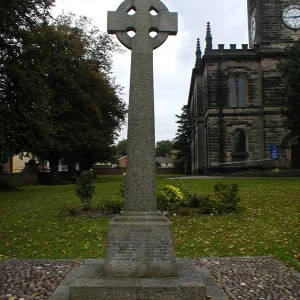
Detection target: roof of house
<box><xmin>156</xmin><ymin>157</ymin><xmax>172</xmax><ymax>164</ymax></box>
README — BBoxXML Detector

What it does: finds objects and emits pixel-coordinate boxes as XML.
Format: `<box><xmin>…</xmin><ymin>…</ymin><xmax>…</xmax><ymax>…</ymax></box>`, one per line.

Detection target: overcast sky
<box><xmin>52</xmin><ymin>0</ymin><xmax>249</xmax><ymax>143</ymax></box>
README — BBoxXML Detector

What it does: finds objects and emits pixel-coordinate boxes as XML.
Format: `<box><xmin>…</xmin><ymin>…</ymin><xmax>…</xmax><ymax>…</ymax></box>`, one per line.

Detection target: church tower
<box><xmin>188</xmin><ymin>1</ymin><xmax>300</xmax><ymax>174</ymax></box>
<box><xmin>248</xmin><ymin>0</ymin><xmax>300</xmax><ymax>49</ymax></box>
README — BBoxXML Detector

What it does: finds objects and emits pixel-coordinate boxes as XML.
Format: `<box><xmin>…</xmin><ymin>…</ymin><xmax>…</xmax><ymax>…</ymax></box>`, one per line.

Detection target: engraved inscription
<box><xmin>109</xmin><ymin>238</ymin><xmax>140</xmax><ymax>262</ymax></box>
<box><xmin>145</xmin><ymin>239</ymin><xmax>171</xmax><ymax>262</ymax></box>
<box><xmin>108</xmin><ymin>237</ymin><xmax>172</xmax><ymax>262</ymax></box>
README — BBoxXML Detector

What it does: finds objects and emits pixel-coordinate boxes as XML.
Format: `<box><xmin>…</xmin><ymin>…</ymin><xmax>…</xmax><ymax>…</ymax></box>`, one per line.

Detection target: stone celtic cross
<box><xmin>104</xmin><ymin>0</ymin><xmax>178</xmax><ymax>278</ymax></box>
<box><xmin>108</xmin><ymin>0</ymin><xmax>178</xmax><ymax>212</ymax></box>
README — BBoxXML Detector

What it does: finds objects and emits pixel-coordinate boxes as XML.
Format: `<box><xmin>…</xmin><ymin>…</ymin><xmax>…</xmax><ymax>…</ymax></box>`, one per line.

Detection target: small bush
<box><xmin>0</xmin><ymin>177</ymin><xmax>16</xmax><ymax>191</ymax></box>
<box><xmin>185</xmin><ymin>193</ymin><xmax>214</xmax><ymax>214</ymax></box>
<box><xmin>75</xmin><ymin>171</ymin><xmax>95</xmax><ymax>210</ymax></box>
<box><xmin>157</xmin><ymin>184</ymin><xmax>184</xmax><ymax>212</ymax></box>
<box><xmin>213</xmin><ymin>182</ymin><xmax>240</xmax><ymax>214</ymax></box>
<box><xmin>270</xmin><ymin>168</ymin><xmax>282</xmax><ymax>175</ymax></box>
<box><xmin>184</xmin><ymin>182</ymin><xmax>240</xmax><ymax>215</ymax></box>
<box><xmin>99</xmin><ymin>196</ymin><xmax>124</xmax><ymax>214</ymax></box>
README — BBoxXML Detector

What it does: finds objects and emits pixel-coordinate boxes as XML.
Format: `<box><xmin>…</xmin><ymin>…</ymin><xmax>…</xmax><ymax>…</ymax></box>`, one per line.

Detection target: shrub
<box><xmin>184</xmin><ymin>182</ymin><xmax>241</xmax><ymax>215</ymax></box>
<box><xmin>75</xmin><ymin>171</ymin><xmax>95</xmax><ymax>210</ymax></box>
<box><xmin>213</xmin><ymin>182</ymin><xmax>240</xmax><ymax>214</ymax></box>
<box><xmin>185</xmin><ymin>193</ymin><xmax>214</xmax><ymax>214</ymax></box>
<box><xmin>270</xmin><ymin>168</ymin><xmax>282</xmax><ymax>175</ymax></box>
<box><xmin>98</xmin><ymin>196</ymin><xmax>124</xmax><ymax>214</ymax></box>
<box><xmin>0</xmin><ymin>177</ymin><xmax>16</xmax><ymax>191</ymax></box>
<box><xmin>157</xmin><ymin>184</ymin><xmax>184</xmax><ymax>212</ymax></box>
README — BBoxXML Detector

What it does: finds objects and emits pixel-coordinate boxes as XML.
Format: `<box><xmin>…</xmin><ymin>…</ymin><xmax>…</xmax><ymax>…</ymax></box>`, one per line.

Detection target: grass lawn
<box><xmin>0</xmin><ymin>176</ymin><xmax>299</xmax><ymax>271</ymax></box>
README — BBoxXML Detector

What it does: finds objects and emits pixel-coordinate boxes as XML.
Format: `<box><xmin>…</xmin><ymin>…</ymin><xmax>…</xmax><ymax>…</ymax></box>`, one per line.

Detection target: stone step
<box><xmin>49</xmin><ymin>258</ymin><xmax>228</xmax><ymax>300</ymax></box>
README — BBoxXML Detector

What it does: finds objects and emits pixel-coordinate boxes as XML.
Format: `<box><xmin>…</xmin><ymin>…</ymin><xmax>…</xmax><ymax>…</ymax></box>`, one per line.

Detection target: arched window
<box><xmin>228</xmin><ymin>76</ymin><xmax>247</xmax><ymax>107</ymax></box>
<box><xmin>232</xmin><ymin>130</ymin><xmax>247</xmax><ymax>156</ymax></box>
<box><xmin>292</xmin><ymin>137</ymin><xmax>300</xmax><ymax>146</ymax></box>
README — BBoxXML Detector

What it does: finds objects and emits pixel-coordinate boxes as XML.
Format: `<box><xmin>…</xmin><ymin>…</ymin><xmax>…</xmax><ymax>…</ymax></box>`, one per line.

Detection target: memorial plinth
<box><xmin>104</xmin><ymin>212</ymin><xmax>176</xmax><ymax>278</ymax></box>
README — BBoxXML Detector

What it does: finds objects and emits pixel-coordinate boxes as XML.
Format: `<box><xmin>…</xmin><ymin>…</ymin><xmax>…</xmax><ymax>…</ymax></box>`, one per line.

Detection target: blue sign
<box><xmin>270</xmin><ymin>145</ymin><xmax>280</xmax><ymax>159</ymax></box>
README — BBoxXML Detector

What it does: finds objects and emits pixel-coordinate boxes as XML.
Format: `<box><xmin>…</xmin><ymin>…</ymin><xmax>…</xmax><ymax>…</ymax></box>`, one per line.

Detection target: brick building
<box><xmin>188</xmin><ymin>0</ymin><xmax>300</xmax><ymax>174</ymax></box>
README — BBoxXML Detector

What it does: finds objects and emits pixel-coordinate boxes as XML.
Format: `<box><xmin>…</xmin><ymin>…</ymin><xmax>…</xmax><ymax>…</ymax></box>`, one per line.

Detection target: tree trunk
<box><xmin>49</xmin><ymin>158</ymin><xmax>59</xmax><ymax>184</ymax></box>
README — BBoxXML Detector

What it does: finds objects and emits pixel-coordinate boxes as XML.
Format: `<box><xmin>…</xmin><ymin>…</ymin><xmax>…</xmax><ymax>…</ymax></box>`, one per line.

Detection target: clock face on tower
<box><xmin>282</xmin><ymin>4</ymin><xmax>300</xmax><ymax>29</ymax></box>
<box><xmin>250</xmin><ymin>16</ymin><xmax>256</xmax><ymax>41</ymax></box>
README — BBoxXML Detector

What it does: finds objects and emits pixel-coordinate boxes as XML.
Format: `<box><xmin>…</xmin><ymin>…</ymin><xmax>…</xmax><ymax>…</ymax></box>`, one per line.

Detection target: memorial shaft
<box><xmin>125</xmin><ymin>8</ymin><xmax>156</xmax><ymax>212</ymax></box>
<box><xmin>107</xmin><ymin>0</ymin><xmax>177</xmax><ymax>211</ymax></box>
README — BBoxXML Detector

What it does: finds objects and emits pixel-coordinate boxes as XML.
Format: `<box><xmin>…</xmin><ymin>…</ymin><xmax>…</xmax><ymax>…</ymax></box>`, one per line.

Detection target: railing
<box><xmin>210</xmin><ymin>158</ymin><xmax>276</xmax><ymax>167</ymax></box>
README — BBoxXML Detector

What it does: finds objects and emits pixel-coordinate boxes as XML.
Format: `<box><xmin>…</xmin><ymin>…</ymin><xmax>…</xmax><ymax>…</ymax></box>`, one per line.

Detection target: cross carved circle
<box><xmin>108</xmin><ymin>0</ymin><xmax>178</xmax><ymax>50</ymax></box>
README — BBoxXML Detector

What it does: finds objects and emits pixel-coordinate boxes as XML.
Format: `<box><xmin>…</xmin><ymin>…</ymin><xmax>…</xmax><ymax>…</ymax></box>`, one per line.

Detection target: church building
<box><xmin>188</xmin><ymin>0</ymin><xmax>300</xmax><ymax>174</ymax></box>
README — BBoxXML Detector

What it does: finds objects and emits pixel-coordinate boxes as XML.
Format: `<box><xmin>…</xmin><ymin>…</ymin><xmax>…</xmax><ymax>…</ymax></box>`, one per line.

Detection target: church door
<box><xmin>291</xmin><ymin>137</ymin><xmax>300</xmax><ymax>169</ymax></box>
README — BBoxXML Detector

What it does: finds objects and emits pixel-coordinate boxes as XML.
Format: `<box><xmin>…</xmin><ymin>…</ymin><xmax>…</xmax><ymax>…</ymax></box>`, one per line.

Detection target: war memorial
<box><xmin>49</xmin><ymin>0</ymin><xmax>226</xmax><ymax>299</ymax></box>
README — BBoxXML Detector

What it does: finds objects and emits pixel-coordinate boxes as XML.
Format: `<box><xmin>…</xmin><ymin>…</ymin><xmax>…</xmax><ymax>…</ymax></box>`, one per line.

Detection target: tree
<box><xmin>0</xmin><ymin>0</ymin><xmax>55</xmax><ymax>35</ymax></box>
<box><xmin>0</xmin><ymin>12</ymin><xmax>126</xmax><ymax>178</ymax></box>
<box><xmin>277</xmin><ymin>40</ymin><xmax>300</xmax><ymax>136</ymax></box>
<box><xmin>116</xmin><ymin>139</ymin><xmax>128</xmax><ymax>157</ymax></box>
<box><xmin>155</xmin><ymin>140</ymin><xmax>173</xmax><ymax>157</ymax></box>
<box><xmin>0</xmin><ymin>0</ymin><xmax>55</xmax><ymax>163</ymax></box>
<box><xmin>173</xmin><ymin>105</ymin><xmax>191</xmax><ymax>174</ymax></box>
<box><xmin>33</xmin><ymin>15</ymin><xmax>126</xmax><ymax>174</ymax></box>
<box><xmin>0</xmin><ymin>0</ymin><xmax>55</xmax><ymax>61</ymax></box>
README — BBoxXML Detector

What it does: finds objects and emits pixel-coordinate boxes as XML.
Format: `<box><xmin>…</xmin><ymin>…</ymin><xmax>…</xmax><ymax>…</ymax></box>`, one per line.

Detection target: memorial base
<box><xmin>49</xmin><ymin>258</ymin><xmax>228</xmax><ymax>300</ymax></box>
<box><xmin>104</xmin><ymin>211</ymin><xmax>176</xmax><ymax>277</ymax></box>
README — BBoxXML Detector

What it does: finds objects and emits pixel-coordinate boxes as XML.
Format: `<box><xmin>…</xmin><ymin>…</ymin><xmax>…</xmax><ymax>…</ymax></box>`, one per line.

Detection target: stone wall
<box><xmin>249</xmin><ymin>0</ymin><xmax>300</xmax><ymax>49</ymax></box>
<box><xmin>190</xmin><ymin>49</ymin><xmax>289</xmax><ymax>173</ymax></box>
<box><xmin>223</xmin><ymin>113</ymin><xmax>264</xmax><ymax>162</ymax></box>
<box><xmin>261</xmin><ymin>58</ymin><xmax>285</xmax><ymax>106</ymax></box>
<box><xmin>202</xmin><ymin>54</ymin><xmax>265</xmax><ymax>167</ymax></box>
<box><xmin>93</xmin><ymin>167</ymin><xmax>177</xmax><ymax>176</ymax></box>
<box><xmin>188</xmin><ymin>0</ymin><xmax>300</xmax><ymax>174</ymax></box>
<box><xmin>204</xmin><ymin>55</ymin><xmax>262</xmax><ymax>107</ymax></box>
<box><xmin>263</xmin><ymin>111</ymin><xmax>289</xmax><ymax>168</ymax></box>
<box><xmin>93</xmin><ymin>168</ymin><xmax>126</xmax><ymax>176</ymax></box>
<box><xmin>0</xmin><ymin>162</ymin><xmax>39</xmax><ymax>186</ymax></box>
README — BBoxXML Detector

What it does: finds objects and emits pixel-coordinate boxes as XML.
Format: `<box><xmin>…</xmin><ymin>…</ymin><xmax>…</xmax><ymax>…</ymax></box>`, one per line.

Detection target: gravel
<box><xmin>0</xmin><ymin>259</ymin><xmax>83</xmax><ymax>300</ymax></box>
<box><xmin>196</xmin><ymin>257</ymin><xmax>300</xmax><ymax>300</ymax></box>
<box><xmin>0</xmin><ymin>257</ymin><xmax>299</xmax><ymax>300</ymax></box>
